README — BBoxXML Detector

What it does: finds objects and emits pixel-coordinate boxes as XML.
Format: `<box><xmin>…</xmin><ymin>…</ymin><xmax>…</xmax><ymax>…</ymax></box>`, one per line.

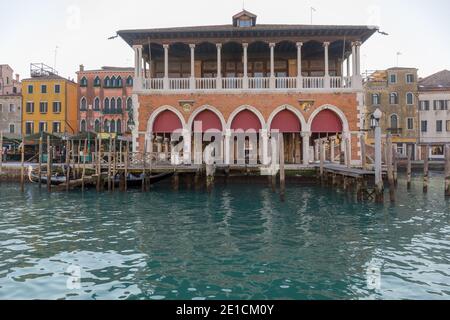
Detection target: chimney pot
<box><xmin>79</xmin><ymin>64</ymin><xmax>84</xmax><ymax>72</ymax></box>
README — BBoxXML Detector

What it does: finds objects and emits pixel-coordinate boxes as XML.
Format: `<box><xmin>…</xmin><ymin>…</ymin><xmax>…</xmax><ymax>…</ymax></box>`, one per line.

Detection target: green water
<box><xmin>0</xmin><ymin>174</ymin><xmax>449</xmax><ymax>300</ymax></box>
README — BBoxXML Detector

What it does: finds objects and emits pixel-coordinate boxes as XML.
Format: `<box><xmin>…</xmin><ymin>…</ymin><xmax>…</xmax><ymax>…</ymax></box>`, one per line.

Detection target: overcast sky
<box><xmin>1</xmin><ymin>0</ymin><xmax>449</xmax><ymax>81</ymax></box>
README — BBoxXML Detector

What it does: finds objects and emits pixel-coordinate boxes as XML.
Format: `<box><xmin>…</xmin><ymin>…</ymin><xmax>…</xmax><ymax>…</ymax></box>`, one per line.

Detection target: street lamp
<box><xmin>372</xmin><ymin>108</ymin><xmax>383</xmax><ymax>202</ymax></box>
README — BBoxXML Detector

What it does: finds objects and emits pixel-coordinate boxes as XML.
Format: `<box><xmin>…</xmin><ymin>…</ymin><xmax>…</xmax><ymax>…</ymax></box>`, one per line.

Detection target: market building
<box><xmin>118</xmin><ymin>10</ymin><xmax>377</xmax><ymax>166</ymax></box>
<box><xmin>0</xmin><ymin>64</ymin><xmax>22</xmax><ymax>136</ymax></box>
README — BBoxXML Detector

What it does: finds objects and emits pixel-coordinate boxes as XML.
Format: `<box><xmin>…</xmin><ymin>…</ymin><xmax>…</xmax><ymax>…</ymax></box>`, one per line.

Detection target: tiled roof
<box><xmin>419</xmin><ymin>70</ymin><xmax>450</xmax><ymax>89</ymax></box>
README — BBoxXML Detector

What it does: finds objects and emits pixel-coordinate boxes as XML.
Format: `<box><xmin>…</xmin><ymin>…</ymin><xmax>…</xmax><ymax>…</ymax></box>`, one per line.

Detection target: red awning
<box><xmin>192</xmin><ymin>110</ymin><xmax>223</xmax><ymax>132</ymax></box>
<box><xmin>153</xmin><ymin>110</ymin><xmax>183</xmax><ymax>133</ymax></box>
<box><xmin>311</xmin><ymin>110</ymin><xmax>343</xmax><ymax>133</ymax></box>
<box><xmin>270</xmin><ymin>110</ymin><xmax>301</xmax><ymax>133</ymax></box>
<box><xmin>231</xmin><ymin>110</ymin><xmax>262</xmax><ymax>131</ymax></box>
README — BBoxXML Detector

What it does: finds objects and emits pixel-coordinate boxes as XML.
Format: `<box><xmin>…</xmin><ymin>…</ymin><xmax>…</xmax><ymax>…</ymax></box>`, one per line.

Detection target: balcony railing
<box><xmin>142</xmin><ymin>76</ymin><xmax>357</xmax><ymax>92</ymax></box>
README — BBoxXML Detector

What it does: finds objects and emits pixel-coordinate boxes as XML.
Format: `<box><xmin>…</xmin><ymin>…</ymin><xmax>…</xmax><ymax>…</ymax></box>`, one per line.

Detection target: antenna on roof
<box><xmin>242</xmin><ymin>0</ymin><xmax>245</xmax><ymax>10</ymax></box>
<box><xmin>310</xmin><ymin>7</ymin><xmax>316</xmax><ymax>25</ymax></box>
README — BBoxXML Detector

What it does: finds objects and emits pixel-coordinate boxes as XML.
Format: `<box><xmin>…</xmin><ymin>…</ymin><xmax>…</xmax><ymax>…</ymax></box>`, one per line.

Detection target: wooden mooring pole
<box><xmin>107</xmin><ymin>137</ymin><xmax>112</xmax><ymax>192</ymax></box>
<box><xmin>82</xmin><ymin>139</ymin><xmax>87</xmax><ymax>192</ymax></box>
<box><xmin>319</xmin><ymin>140</ymin><xmax>325</xmax><ymax>183</ymax></box>
<box><xmin>445</xmin><ymin>144</ymin><xmax>450</xmax><ymax>197</ymax></box>
<box><xmin>124</xmin><ymin>140</ymin><xmax>129</xmax><ymax>192</ymax></box>
<box><xmin>406</xmin><ymin>145</ymin><xmax>412</xmax><ymax>190</ymax></box>
<box><xmin>279</xmin><ymin>134</ymin><xmax>286</xmax><ymax>202</ymax></box>
<box><xmin>47</xmin><ymin>136</ymin><xmax>51</xmax><ymax>192</ymax></box>
<box><xmin>386</xmin><ymin>134</ymin><xmax>395</xmax><ymax>202</ymax></box>
<box><xmin>66</xmin><ymin>139</ymin><xmax>71</xmax><ymax>192</ymax></box>
<box><xmin>393</xmin><ymin>147</ymin><xmax>398</xmax><ymax>187</ymax></box>
<box><xmin>423</xmin><ymin>145</ymin><xmax>429</xmax><ymax>193</ymax></box>
<box><xmin>38</xmin><ymin>136</ymin><xmax>42</xmax><ymax>189</ymax></box>
<box><xmin>96</xmin><ymin>136</ymin><xmax>101</xmax><ymax>192</ymax></box>
<box><xmin>0</xmin><ymin>132</ymin><xmax>3</xmax><ymax>175</ymax></box>
<box><xmin>20</xmin><ymin>136</ymin><xmax>25</xmax><ymax>192</ymax></box>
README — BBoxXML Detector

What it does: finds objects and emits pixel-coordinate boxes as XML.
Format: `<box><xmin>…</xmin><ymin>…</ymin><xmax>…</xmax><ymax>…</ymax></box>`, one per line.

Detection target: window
<box><xmin>126</xmin><ymin>97</ymin><xmax>132</xmax><ymax>110</ymax></box>
<box><xmin>104</xmin><ymin>98</ymin><xmax>110</xmax><ymax>110</ymax></box>
<box><xmin>111</xmin><ymin>98</ymin><xmax>116</xmax><ymax>111</ymax></box>
<box><xmin>111</xmin><ymin>76</ymin><xmax>117</xmax><ymax>88</ymax></box>
<box><xmin>447</xmin><ymin>120</ymin><xmax>450</xmax><ymax>132</ymax></box>
<box><xmin>9</xmin><ymin>104</ymin><xmax>15</xmax><ymax>112</ymax></box>
<box><xmin>41</xmin><ymin>85</ymin><xmax>47</xmax><ymax>93</ymax></box>
<box><xmin>110</xmin><ymin>120</ymin><xmax>116</xmax><ymax>133</ymax></box>
<box><xmin>117</xmin><ymin>120</ymin><xmax>122</xmax><ymax>134</ymax></box>
<box><xmin>94</xmin><ymin>97</ymin><xmax>100</xmax><ymax>111</ymax></box>
<box><xmin>52</xmin><ymin>122</ymin><xmax>61</xmax><ymax>133</ymax></box>
<box><xmin>94</xmin><ymin>77</ymin><xmax>101</xmax><ymax>87</ymax></box>
<box><xmin>28</xmin><ymin>85</ymin><xmax>33</xmax><ymax>94</ymax></box>
<box><xmin>26</xmin><ymin>102</ymin><xmax>34</xmax><ymax>113</ymax></box>
<box><xmin>39</xmin><ymin>122</ymin><xmax>47</xmax><ymax>133</ymax></box>
<box><xmin>431</xmin><ymin>146</ymin><xmax>444</xmax><ymax>156</ymax></box>
<box><xmin>436</xmin><ymin>120</ymin><xmax>443</xmax><ymax>132</ymax></box>
<box><xmin>390</xmin><ymin>114</ymin><xmax>398</xmax><ymax>129</ymax></box>
<box><xmin>389</xmin><ymin>74</ymin><xmax>397</xmax><ymax>84</ymax></box>
<box><xmin>389</xmin><ymin>92</ymin><xmax>399</xmax><ymax>105</ymax></box>
<box><xmin>371</xmin><ymin>93</ymin><xmax>381</xmax><ymax>106</ymax></box>
<box><xmin>419</xmin><ymin>100</ymin><xmax>430</xmax><ymax>111</ymax></box>
<box><xmin>53</xmin><ymin>101</ymin><xmax>61</xmax><ymax>113</ymax></box>
<box><xmin>117</xmin><ymin>76</ymin><xmax>123</xmax><ymax>88</ymax></box>
<box><xmin>127</xmin><ymin>119</ymin><xmax>134</xmax><ymax>132</ymax></box>
<box><xmin>54</xmin><ymin>84</ymin><xmax>60</xmax><ymax>93</ymax></box>
<box><xmin>25</xmin><ymin>122</ymin><xmax>34</xmax><ymax>135</ymax></box>
<box><xmin>39</xmin><ymin>102</ymin><xmax>48</xmax><ymax>113</ymax></box>
<box><xmin>433</xmin><ymin>100</ymin><xmax>448</xmax><ymax>110</ymax></box>
<box><xmin>406</xmin><ymin>74</ymin><xmax>414</xmax><ymax>84</ymax></box>
<box><xmin>117</xmin><ymin>98</ymin><xmax>122</xmax><ymax>111</ymax></box>
<box><xmin>80</xmin><ymin>77</ymin><xmax>88</xmax><ymax>87</ymax></box>
<box><xmin>406</xmin><ymin>93</ymin><xmax>414</xmax><ymax>105</ymax></box>
<box><xmin>104</xmin><ymin>77</ymin><xmax>111</xmax><ymax>88</ymax></box>
<box><xmin>407</xmin><ymin>118</ymin><xmax>414</xmax><ymax>130</ymax></box>
<box><xmin>421</xmin><ymin>120</ymin><xmax>427</xmax><ymax>132</ymax></box>
<box><xmin>126</xmin><ymin>76</ymin><xmax>133</xmax><ymax>87</ymax></box>
<box><xmin>104</xmin><ymin>120</ymin><xmax>110</xmax><ymax>133</ymax></box>
<box><xmin>80</xmin><ymin>120</ymin><xmax>87</xmax><ymax>132</ymax></box>
<box><xmin>80</xmin><ymin>97</ymin><xmax>87</xmax><ymax>111</ymax></box>
<box><xmin>9</xmin><ymin>124</ymin><xmax>15</xmax><ymax>134</ymax></box>
<box><xmin>397</xmin><ymin>144</ymin><xmax>404</xmax><ymax>155</ymax></box>
<box><xmin>238</xmin><ymin>19</ymin><xmax>253</xmax><ymax>27</ymax></box>
<box><xmin>94</xmin><ymin>119</ymin><xmax>101</xmax><ymax>132</ymax></box>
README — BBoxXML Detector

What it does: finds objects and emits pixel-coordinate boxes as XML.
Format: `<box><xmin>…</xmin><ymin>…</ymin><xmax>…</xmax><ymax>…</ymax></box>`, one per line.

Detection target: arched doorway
<box><xmin>152</xmin><ymin>110</ymin><xmax>184</xmax><ymax>158</ymax></box>
<box><xmin>310</xmin><ymin>109</ymin><xmax>344</xmax><ymax>162</ymax></box>
<box><xmin>190</xmin><ymin>108</ymin><xmax>224</xmax><ymax>163</ymax></box>
<box><xmin>230</xmin><ymin>109</ymin><xmax>263</xmax><ymax>164</ymax></box>
<box><xmin>270</xmin><ymin>109</ymin><xmax>302</xmax><ymax>164</ymax></box>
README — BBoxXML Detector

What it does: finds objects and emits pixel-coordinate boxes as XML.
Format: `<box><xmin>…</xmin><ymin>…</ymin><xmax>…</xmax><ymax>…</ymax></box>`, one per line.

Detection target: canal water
<box><xmin>0</xmin><ymin>173</ymin><xmax>449</xmax><ymax>300</ymax></box>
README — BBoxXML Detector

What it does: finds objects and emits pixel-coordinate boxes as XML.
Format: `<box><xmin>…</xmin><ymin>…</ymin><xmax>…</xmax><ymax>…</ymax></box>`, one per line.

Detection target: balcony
<box><xmin>387</xmin><ymin>128</ymin><xmax>403</xmax><ymax>135</ymax></box>
<box><xmin>103</xmin><ymin>108</ymin><xmax>124</xmax><ymax>115</ymax></box>
<box><xmin>139</xmin><ymin>75</ymin><xmax>357</xmax><ymax>93</ymax></box>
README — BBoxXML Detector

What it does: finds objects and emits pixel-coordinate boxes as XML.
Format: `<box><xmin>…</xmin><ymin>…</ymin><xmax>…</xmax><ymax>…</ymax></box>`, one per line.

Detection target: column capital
<box><xmin>216</xmin><ymin>43</ymin><xmax>222</xmax><ymax>49</ymax></box>
<box><xmin>242</xmin><ymin>43</ymin><xmax>249</xmax><ymax>49</ymax></box>
<box><xmin>132</xmin><ymin>44</ymin><xmax>143</xmax><ymax>50</ymax></box>
<box><xmin>189</xmin><ymin>44</ymin><xmax>196</xmax><ymax>49</ymax></box>
<box><xmin>296</xmin><ymin>42</ymin><xmax>303</xmax><ymax>48</ymax></box>
<box><xmin>301</xmin><ymin>132</ymin><xmax>312</xmax><ymax>138</ymax></box>
<box><xmin>323</xmin><ymin>41</ymin><xmax>330</xmax><ymax>47</ymax></box>
<box><xmin>351</xmin><ymin>41</ymin><xmax>362</xmax><ymax>47</ymax></box>
<box><xmin>163</xmin><ymin>44</ymin><xmax>170</xmax><ymax>49</ymax></box>
<box><xmin>269</xmin><ymin>42</ymin><xmax>276</xmax><ymax>48</ymax></box>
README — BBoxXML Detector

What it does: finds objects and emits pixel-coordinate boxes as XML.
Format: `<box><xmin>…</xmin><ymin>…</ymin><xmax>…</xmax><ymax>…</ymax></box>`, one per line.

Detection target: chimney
<box><xmin>79</xmin><ymin>64</ymin><xmax>84</xmax><ymax>72</ymax></box>
<box><xmin>15</xmin><ymin>74</ymin><xmax>20</xmax><ymax>82</ymax></box>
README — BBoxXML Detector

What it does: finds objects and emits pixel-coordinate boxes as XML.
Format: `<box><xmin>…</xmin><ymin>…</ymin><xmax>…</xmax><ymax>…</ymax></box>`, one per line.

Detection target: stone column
<box><xmin>243</xmin><ymin>43</ymin><xmax>249</xmax><ymax>89</ymax></box>
<box><xmin>133</xmin><ymin>45</ymin><xmax>143</xmax><ymax>90</ymax></box>
<box><xmin>269</xmin><ymin>43</ymin><xmax>276</xmax><ymax>89</ymax></box>
<box><xmin>351</xmin><ymin>42</ymin><xmax>357</xmax><ymax>77</ymax></box>
<box><xmin>224</xmin><ymin>129</ymin><xmax>232</xmax><ymax>165</ymax></box>
<box><xmin>301</xmin><ymin>132</ymin><xmax>311</xmax><ymax>165</ymax></box>
<box><xmin>183</xmin><ymin>129</ymin><xmax>192</xmax><ymax>165</ymax></box>
<box><xmin>346</xmin><ymin>58</ymin><xmax>351</xmax><ymax>78</ymax></box>
<box><xmin>261</xmin><ymin>129</ymin><xmax>270</xmax><ymax>165</ymax></box>
<box><xmin>323</xmin><ymin>42</ymin><xmax>330</xmax><ymax>89</ymax></box>
<box><xmin>216</xmin><ymin>43</ymin><xmax>222</xmax><ymax>89</ymax></box>
<box><xmin>296</xmin><ymin>42</ymin><xmax>303</xmax><ymax>89</ymax></box>
<box><xmin>190</xmin><ymin>44</ymin><xmax>196</xmax><ymax>90</ymax></box>
<box><xmin>330</xmin><ymin>138</ymin><xmax>336</xmax><ymax>163</ymax></box>
<box><xmin>355</xmin><ymin>42</ymin><xmax>361</xmax><ymax>76</ymax></box>
<box><xmin>163</xmin><ymin>44</ymin><xmax>169</xmax><ymax>90</ymax></box>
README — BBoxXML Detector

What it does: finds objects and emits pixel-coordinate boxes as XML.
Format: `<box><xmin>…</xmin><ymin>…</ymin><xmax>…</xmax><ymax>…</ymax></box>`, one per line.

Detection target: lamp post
<box><xmin>371</xmin><ymin>108</ymin><xmax>383</xmax><ymax>202</ymax></box>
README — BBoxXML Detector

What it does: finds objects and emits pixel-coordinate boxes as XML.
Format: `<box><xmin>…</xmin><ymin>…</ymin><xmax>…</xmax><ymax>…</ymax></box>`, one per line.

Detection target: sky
<box><xmin>1</xmin><ymin>0</ymin><xmax>449</xmax><ymax>81</ymax></box>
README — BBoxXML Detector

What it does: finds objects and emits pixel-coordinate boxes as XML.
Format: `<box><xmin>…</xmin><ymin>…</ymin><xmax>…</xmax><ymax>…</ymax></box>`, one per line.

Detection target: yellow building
<box><xmin>22</xmin><ymin>68</ymin><xmax>78</xmax><ymax>135</ymax></box>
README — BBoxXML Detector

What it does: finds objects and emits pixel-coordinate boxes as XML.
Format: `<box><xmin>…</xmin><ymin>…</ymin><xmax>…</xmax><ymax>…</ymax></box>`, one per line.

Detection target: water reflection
<box><xmin>0</xmin><ymin>173</ymin><xmax>449</xmax><ymax>300</ymax></box>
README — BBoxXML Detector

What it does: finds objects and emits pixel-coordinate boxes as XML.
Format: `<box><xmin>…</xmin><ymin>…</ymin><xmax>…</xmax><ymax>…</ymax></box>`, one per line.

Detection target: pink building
<box><xmin>76</xmin><ymin>65</ymin><xmax>134</xmax><ymax>134</ymax></box>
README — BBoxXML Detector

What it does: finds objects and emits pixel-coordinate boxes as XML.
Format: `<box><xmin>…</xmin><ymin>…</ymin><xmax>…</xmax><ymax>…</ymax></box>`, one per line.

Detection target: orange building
<box><xmin>22</xmin><ymin>64</ymin><xmax>78</xmax><ymax>135</ymax></box>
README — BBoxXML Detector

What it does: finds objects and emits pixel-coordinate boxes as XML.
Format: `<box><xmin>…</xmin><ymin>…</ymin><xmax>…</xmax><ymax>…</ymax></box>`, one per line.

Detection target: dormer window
<box><xmin>232</xmin><ymin>10</ymin><xmax>257</xmax><ymax>28</ymax></box>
